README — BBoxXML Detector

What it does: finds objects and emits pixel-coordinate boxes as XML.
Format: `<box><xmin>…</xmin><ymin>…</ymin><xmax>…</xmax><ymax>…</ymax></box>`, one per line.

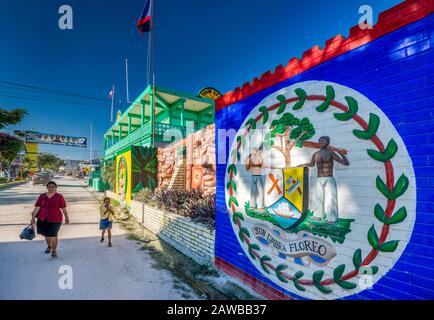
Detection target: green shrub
<box><xmin>0</xmin><ymin>177</ymin><xmax>9</xmax><ymax>184</ymax></box>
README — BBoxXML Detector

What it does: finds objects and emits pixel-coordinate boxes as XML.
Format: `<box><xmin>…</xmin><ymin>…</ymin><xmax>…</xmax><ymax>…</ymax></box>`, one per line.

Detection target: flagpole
<box><xmin>151</xmin><ymin>0</ymin><xmax>155</xmax><ymax>148</ymax></box>
<box><xmin>125</xmin><ymin>59</ymin><xmax>131</xmax><ymax>103</ymax></box>
<box><xmin>147</xmin><ymin>30</ymin><xmax>151</xmax><ymax>87</ymax></box>
<box><xmin>110</xmin><ymin>84</ymin><xmax>115</xmax><ymax>122</ymax></box>
<box><xmin>138</xmin><ymin>0</ymin><xmax>155</xmax><ymax>146</ymax></box>
<box><xmin>90</xmin><ymin>123</ymin><xmax>93</xmax><ymax>164</ymax></box>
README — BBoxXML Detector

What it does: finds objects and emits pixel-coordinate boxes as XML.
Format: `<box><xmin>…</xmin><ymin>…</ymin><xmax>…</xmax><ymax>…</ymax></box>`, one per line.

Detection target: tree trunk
<box><xmin>284</xmin><ymin>127</ymin><xmax>292</xmax><ymax>167</ymax></box>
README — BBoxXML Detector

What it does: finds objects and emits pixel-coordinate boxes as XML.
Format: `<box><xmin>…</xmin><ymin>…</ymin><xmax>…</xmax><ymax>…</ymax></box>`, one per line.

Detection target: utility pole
<box><xmin>90</xmin><ymin>123</ymin><xmax>93</xmax><ymax>165</ymax></box>
<box><xmin>110</xmin><ymin>85</ymin><xmax>115</xmax><ymax>122</ymax></box>
<box><xmin>125</xmin><ymin>58</ymin><xmax>131</xmax><ymax>103</ymax></box>
<box><xmin>151</xmin><ymin>0</ymin><xmax>155</xmax><ymax>148</ymax></box>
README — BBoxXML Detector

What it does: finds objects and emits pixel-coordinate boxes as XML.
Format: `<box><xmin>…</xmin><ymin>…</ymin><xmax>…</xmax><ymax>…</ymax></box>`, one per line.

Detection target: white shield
<box><xmin>263</xmin><ymin>168</ymin><xmax>284</xmax><ymax>208</ymax></box>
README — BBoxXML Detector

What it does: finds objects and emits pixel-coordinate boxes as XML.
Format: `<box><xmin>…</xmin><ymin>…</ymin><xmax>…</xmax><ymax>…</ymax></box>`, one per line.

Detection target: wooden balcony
<box><xmin>103</xmin><ymin>85</ymin><xmax>214</xmax><ymax>159</ymax></box>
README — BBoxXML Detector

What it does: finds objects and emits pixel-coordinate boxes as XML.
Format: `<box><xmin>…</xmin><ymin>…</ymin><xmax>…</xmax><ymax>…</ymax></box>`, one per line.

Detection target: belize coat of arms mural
<box><xmin>224</xmin><ymin>81</ymin><xmax>416</xmax><ymax>300</ymax></box>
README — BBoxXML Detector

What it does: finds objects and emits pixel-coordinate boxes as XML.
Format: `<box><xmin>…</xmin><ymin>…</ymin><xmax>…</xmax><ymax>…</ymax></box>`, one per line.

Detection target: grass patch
<box><xmin>244</xmin><ymin>201</ymin><xmax>279</xmax><ymax>226</ymax></box>
<box><xmin>126</xmin><ymin>234</ymin><xmax>143</xmax><ymax>242</ymax></box>
<box><xmin>110</xmin><ymin>198</ymin><xmax>120</xmax><ymax>206</ymax></box>
<box><xmin>244</xmin><ymin>202</ymin><xmax>354</xmax><ymax>244</ymax></box>
<box><xmin>293</xmin><ymin>211</ymin><xmax>354</xmax><ymax>244</ymax></box>
<box><xmin>116</xmin><ymin>215</ymin><xmax>222</xmax><ymax>299</ymax></box>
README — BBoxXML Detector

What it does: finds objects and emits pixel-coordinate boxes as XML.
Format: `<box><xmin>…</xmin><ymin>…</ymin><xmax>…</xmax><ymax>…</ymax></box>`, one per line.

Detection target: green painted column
<box><xmin>180</xmin><ymin>100</ymin><xmax>185</xmax><ymax>127</ymax></box>
<box><xmin>111</xmin><ymin>131</ymin><xmax>115</xmax><ymax>145</ymax></box>
<box><xmin>119</xmin><ymin>124</ymin><xmax>123</xmax><ymax>141</ymax></box>
<box><xmin>141</xmin><ymin>102</ymin><xmax>146</xmax><ymax>126</ymax></box>
<box><xmin>168</xmin><ymin>108</ymin><xmax>173</xmax><ymax>125</ymax></box>
<box><xmin>128</xmin><ymin>116</ymin><xmax>132</xmax><ymax>134</ymax></box>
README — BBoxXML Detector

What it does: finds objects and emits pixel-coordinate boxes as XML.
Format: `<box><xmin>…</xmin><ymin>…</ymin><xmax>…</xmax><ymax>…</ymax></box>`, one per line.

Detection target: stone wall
<box><xmin>157</xmin><ymin>140</ymin><xmax>186</xmax><ymax>190</ymax></box>
<box><xmin>130</xmin><ymin>200</ymin><xmax>215</xmax><ymax>266</ymax></box>
<box><xmin>186</xmin><ymin>124</ymin><xmax>216</xmax><ymax>194</ymax></box>
<box><xmin>157</xmin><ymin>124</ymin><xmax>216</xmax><ymax>194</ymax></box>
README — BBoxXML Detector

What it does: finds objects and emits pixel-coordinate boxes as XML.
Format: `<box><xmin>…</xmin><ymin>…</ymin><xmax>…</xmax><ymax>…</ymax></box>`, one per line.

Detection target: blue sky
<box><xmin>0</xmin><ymin>0</ymin><xmax>401</xmax><ymax>160</ymax></box>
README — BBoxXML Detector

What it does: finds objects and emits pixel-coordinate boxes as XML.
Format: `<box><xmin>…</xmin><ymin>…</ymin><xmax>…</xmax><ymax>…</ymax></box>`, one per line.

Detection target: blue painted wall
<box><xmin>215</xmin><ymin>13</ymin><xmax>434</xmax><ymax>300</ymax></box>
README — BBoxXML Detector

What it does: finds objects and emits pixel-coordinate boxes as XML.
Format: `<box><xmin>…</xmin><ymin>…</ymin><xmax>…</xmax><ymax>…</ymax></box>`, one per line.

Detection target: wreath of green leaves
<box><xmin>226</xmin><ymin>85</ymin><xmax>409</xmax><ymax>295</ymax></box>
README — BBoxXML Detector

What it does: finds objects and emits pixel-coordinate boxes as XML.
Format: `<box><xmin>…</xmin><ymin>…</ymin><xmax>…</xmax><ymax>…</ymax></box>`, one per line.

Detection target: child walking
<box><xmin>99</xmin><ymin>197</ymin><xmax>116</xmax><ymax>247</ymax></box>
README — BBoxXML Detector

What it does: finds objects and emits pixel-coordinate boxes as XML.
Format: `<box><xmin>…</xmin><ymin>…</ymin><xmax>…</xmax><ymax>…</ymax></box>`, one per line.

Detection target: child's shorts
<box><xmin>99</xmin><ymin>218</ymin><xmax>113</xmax><ymax>230</ymax></box>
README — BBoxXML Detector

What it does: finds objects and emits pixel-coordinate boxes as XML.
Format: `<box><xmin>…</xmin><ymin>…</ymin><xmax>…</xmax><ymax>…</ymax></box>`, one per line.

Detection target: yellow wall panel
<box><xmin>116</xmin><ymin>150</ymin><xmax>132</xmax><ymax>205</ymax></box>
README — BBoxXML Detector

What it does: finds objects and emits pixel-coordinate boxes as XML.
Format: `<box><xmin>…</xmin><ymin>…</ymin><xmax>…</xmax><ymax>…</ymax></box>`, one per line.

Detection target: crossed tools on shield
<box><xmin>267</xmin><ymin>173</ymin><xmax>302</xmax><ymax>196</ymax></box>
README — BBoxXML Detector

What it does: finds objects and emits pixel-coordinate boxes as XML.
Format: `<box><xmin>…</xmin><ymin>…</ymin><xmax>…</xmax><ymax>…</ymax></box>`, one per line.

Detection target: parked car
<box><xmin>32</xmin><ymin>173</ymin><xmax>50</xmax><ymax>185</ymax></box>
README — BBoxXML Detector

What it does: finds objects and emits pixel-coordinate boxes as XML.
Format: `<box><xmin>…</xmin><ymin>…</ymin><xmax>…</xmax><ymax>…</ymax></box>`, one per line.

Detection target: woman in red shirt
<box><xmin>30</xmin><ymin>181</ymin><xmax>70</xmax><ymax>258</ymax></box>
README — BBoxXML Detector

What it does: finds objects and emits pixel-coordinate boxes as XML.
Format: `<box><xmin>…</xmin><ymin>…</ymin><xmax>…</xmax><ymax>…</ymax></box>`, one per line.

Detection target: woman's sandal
<box><xmin>45</xmin><ymin>247</ymin><xmax>51</xmax><ymax>254</ymax></box>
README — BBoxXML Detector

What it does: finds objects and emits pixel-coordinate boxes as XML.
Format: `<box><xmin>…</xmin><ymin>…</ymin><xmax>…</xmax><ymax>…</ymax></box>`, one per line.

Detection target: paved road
<box><xmin>0</xmin><ymin>176</ymin><xmax>199</xmax><ymax>300</ymax></box>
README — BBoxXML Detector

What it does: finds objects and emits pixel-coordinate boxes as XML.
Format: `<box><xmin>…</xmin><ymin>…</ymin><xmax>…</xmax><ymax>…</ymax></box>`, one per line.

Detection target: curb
<box><xmin>0</xmin><ymin>180</ymin><xmax>29</xmax><ymax>190</ymax></box>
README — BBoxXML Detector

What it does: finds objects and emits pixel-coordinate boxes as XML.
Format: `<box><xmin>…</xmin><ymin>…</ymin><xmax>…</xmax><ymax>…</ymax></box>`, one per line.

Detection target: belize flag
<box><xmin>137</xmin><ymin>0</ymin><xmax>152</xmax><ymax>33</ymax></box>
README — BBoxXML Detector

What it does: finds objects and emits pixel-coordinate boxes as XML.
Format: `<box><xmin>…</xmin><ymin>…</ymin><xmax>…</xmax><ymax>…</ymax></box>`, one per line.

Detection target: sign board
<box><xmin>197</xmin><ymin>87</ymin><xmax>222</xmax><ymax>100</ymax></box>
<box><xmin>25</xmin><ymin>131</ymin><xmax>87</xmax><ymax>148</ymax></box>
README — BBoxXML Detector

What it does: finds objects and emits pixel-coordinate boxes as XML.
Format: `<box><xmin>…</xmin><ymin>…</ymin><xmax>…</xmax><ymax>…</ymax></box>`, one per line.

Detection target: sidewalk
<box><xmin>0</xmin><ymin>176</ymin><xmax>202</xmax><ymax>300</ymax></box>
<box><xmin>88</xmin><ymin>187</ymin><xmax>263</xmax><ymax>300</ymax></box>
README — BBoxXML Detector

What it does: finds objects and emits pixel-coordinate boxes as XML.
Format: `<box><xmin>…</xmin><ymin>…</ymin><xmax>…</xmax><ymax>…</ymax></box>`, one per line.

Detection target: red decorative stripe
<box><xmin>215</xmin><ymin>0</ymin><xmax>434</xmax><ymax>112</ymax></box>
<box><xmin>215</xmin><ymin>257</ymin><xmax>293</xmax><ymax>300</ymax></box>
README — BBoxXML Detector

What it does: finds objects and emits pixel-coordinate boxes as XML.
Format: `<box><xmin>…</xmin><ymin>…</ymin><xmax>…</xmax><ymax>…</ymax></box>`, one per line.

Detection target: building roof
<box><xmin>104</xmin><ymin>85</ymin><xmax>214</xmax><ymax>137</ymax></box>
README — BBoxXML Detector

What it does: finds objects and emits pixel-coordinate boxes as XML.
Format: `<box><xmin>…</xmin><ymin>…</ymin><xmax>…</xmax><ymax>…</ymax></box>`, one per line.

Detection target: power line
<box><xmin>0</xmin><ymin>93</ymin><xmax>106</xmax><ymax>107</ymax></box>
<box><xmin>0</xmin><ymin>91</ymin><xmax>129</xmax><ymax>108</ymax></box>
<box><xmin>0</xmin><ymin>80</ymin><xmax>110</xmax><ymax>103</ymax></box>
<box><xmin>0</xmin><ymin>85</ymin><xmax>107</xmax><ymax>104</ymax></box>
<box><xmin>0</xmin><ymin>80</ymin><xmax>131</xmax><ymax>107</ymax></box>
